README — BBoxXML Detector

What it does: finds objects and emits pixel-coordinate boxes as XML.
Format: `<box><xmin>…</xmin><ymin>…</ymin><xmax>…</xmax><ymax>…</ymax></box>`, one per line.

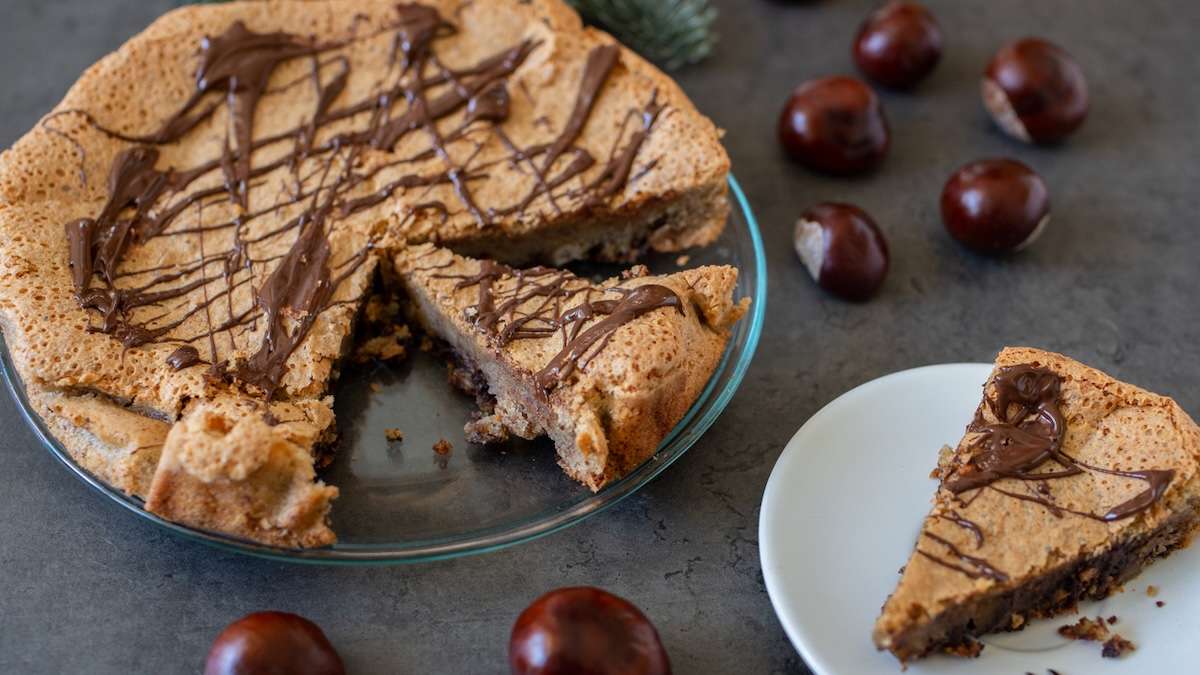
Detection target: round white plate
<box><xmin>760</xmin><ymin>363</ymin><xmax>1200</xmax><ymax>674</ymax></box>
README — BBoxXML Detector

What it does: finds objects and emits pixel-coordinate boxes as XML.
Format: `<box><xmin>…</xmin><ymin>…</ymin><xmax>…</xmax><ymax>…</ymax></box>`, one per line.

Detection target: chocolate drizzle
<box><xmin>436</xmin><ymin>260</ymin><xmax>682</xmax><ymax>393</ymax></box>
<box><xmin>935</xmin><ymin>510</ymin><xmax>985</xmax><ymax>548</ymax></box>
<box><xmin>945</xmin><ymin>365</ymin><xmax>1076</xmax><ymax>494</ymax></box>
<box><xmin>165</xmin><ymin>345</ymin><xmax>202</xmax><ymax>371</ymax></box>
<box><xmin>943</xmin><ymin>364</ymin><xmax>1176</xmax><ymax>526</ymax></box>
<box><xmin>917</xmin><ymin>532</ymin><xmax>1009</xmax><ymax>582</ymax></box>
<box><xmin>533</xmin><ymin>284</ymin><xmax>682</xmax><ymax>391</ymax></box>
<box><xmin>52</xmin><ymin>5</ymin><xmax>666</xmax><ymax>399</ymax></box>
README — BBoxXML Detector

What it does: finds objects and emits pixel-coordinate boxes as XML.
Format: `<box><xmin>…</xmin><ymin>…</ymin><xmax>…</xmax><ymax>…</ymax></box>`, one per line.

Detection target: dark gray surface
<box><xmin>1</xmin><ymin>1</ymin><xmax>1197</xmax><ymax>673</ymax></box>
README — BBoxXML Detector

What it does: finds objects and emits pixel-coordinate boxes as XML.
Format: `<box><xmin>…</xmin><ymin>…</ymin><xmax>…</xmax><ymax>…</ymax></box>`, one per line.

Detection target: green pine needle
<box><xmin>566</xmin><ymin>0</ymin><xmax>717</xmax><ymax>70</ymax></box>
<box><xmin>176</xmin><ymin>0</ymin><xmax>718</xmax><ymax>70</ymax></box>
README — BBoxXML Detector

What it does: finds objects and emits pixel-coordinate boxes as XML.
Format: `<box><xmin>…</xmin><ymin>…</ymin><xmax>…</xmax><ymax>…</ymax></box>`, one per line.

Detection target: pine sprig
<box><xmin>566</xmin><ymin>0</ymin><xmax>717</xmax><ymax>70</ymax></box>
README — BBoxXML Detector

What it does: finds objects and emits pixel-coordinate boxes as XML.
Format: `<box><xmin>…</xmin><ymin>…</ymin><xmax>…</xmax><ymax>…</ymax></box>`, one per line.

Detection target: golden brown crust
<box><xmin>395</xmin><ymin>243</ymin><xmax>747</xmax><ymax>491</ymax></box>
<box><xmin>28</xmin><ymin>388</ymin><xmax>169</xmax><ymax>496</ymax></box>
<box><xmin>144</xmin><ymin>395</ymin><xmax>338</xmax><ymax>548</ymax></box>
<box><xmin>874</xmin><ymin>347</ymin><xmax>1200</xmax><ymax>661</ymax></box>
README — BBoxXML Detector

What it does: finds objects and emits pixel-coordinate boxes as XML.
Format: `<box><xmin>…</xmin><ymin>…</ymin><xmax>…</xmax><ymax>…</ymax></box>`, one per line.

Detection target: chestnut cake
<box><xmin>395</xmin><ymin>244</ymin><xmax>748</xmax><ymax>491</ymax></box>
<box><xmin>874</xmin><ymin>347</ymin><xmax>1200</xmax><ymax>663</ymax></box>
<box><xmin>0</xmin><ymin>0</ymin><xmax>744</xmax><ymax>547</ymax></box>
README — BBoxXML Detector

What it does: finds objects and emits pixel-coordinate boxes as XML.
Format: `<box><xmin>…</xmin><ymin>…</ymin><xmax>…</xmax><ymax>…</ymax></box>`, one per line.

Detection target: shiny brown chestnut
<box><xmin>509</xmin><ymin>587</ymin><xmax>671</xmax><ymax>675</ymax></box>
<box><xmin>778</xmin><ymin>76</ymin><xmax>890</xmax><ymax>175</ymax></box>
<box><xmin>983</xmin><ymin>38</ymin><xmax>1088</xmax><ymax>144</ymax></box>
<box><xmin>940</xmin><ymin>158</ymin><xmax>1050</xmax><ymax>254</ymax></box>
<box><xmin>794</xmin><ymin>203</ymin><xmax>889</xmax><ymax>302</ymax></box>
<box><xmin>204</xmin><ymin>611</ymin><xmax>345</xmax><ymax>675</ymax></box>
<box><xmin>853</xmin><ymin>1</ymin><xmax>943</xmax><ymax>89</ymax></box>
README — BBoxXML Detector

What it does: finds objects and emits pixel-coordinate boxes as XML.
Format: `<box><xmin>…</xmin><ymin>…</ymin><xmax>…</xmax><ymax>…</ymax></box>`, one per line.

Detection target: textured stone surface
<box><xmin>1</xmin><ymin>1</ymin><xmax>1197</xmax><ymax>673</ymax></box>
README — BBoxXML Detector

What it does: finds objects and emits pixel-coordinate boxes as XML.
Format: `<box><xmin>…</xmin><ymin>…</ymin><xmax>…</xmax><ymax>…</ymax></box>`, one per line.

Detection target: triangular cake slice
<box><xmin>874</xmin><ymin>347</ymin><xmax>1200</xmax><ymax>662</ymax></box>
<box><xmin>394</xmin><ymin>244</ymin><xmax>749</xmax><ymax>490</ymax></box>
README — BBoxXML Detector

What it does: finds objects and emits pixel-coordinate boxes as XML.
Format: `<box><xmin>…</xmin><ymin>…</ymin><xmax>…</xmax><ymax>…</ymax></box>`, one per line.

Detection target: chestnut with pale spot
<box><xmin>794</xmin><ymin>203</ymin><xmax>890</xmax><ymax>302</ymax></box>
<box><xmin>983</xmin><ymin>38</ymin><xmax>1089</xmax><ymax>144</ymax></box>
<box><xmin>941</xmin><ymin>159</ymin><xmax>1050</xmax><ymax>255</ymax></box>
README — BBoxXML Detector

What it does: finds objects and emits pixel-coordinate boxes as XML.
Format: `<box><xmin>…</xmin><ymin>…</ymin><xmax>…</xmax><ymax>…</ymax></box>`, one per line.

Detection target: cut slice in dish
<box><xmin>394</xmin><ymin>243</ymin><xmax>749</xmax><ymax>491</ymax></box>
<box><xmin>874</xmin><ymin>347</ymin><xmax>1200</xmax><ymax>663</ymax></box>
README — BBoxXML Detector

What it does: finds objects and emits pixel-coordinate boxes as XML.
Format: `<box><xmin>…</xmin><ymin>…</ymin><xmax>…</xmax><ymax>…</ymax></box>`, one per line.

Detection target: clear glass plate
<box><xmin>1</xmin><ymin>175</ymin><xmax>765</xmax><ymax>564</ymax></box>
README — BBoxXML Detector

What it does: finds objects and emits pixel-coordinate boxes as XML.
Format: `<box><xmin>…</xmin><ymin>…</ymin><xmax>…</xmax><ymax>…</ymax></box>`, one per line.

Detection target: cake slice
<box><xmin>874</xmin><ymin>347</ymin><xmax>1200</xmax><ymax>663</ymax></box>
<box><xmin>394</xmin><ymin>244</ymin><xmax>748</xmax><ymax>490</ymax></box>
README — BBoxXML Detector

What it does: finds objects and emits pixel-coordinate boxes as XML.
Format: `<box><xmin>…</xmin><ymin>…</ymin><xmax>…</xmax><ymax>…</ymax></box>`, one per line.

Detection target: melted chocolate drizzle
<box><xmin>944</xmin><ymin>365</ymin><xmax>1076</xmax><ymax>494</ymax></box>
<box><xmin>935</xmin><ymin>510</ymin><xmax>985</xmax><ymax>548</ymax></box>
<box><xmin>53</xmin><ymin>5</ymin><xmax>665</xmax><ymax>399</ymax></box>
<box><xmin>917</xmin><ymin>532</ymin><xmax>1009</xmax><ymax>582</ymax></box>
<box><xmin>435</xmin><ymin>260</ymin><xmax>682</xmax><ymax>393</ymax></box>
<box><xmin>165</xmin><ymin>345</ymin><xmax>203</xmax><ymax>371</ymax></box>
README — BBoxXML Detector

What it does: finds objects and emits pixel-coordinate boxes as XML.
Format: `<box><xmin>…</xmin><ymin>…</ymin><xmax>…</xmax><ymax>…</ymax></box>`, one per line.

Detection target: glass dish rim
<box><xmin>1</xmin><ymin>174</ymin><xmax>766</xmax><ymax>565</ymax></box>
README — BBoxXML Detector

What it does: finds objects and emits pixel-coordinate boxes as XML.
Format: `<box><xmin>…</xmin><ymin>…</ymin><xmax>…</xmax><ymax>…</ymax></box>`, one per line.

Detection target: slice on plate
<box><xmin>394</xmin><ymin>243</ymin><xmax>749</xmax><ymax>490</ymax></box>
<box><xmin>874</xmin><ymin>347</ymin><xmax>1200</xmax><ymax>663</ymax></box>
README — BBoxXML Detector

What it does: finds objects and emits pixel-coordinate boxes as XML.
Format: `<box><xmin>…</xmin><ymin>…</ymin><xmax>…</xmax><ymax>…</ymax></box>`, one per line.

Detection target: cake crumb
<box><xmin>1106</xmin><ymin>615</ymin><xmax>1118</xmax><ymax>625</ymax></box>
<box><xmin>384</xmin><ymin>428</ymin><xmax>404</xmax><ymax>442</ymax></box>
<box><xmin>940</xmin><ymin>639</ymin><xmax>982</xmax><ymax>658</ymax></box>
<box><xmin>433</xmin><ymin>438</ymin><xmax>453</xmax><ymax>455</ymax></box>
<box><xmin>621</xmin><ymin>264</ymin><xmax>650</xmax><ymax>280</ymax></box>
<box><xmin>1101</xmin><ymin>634</ymin><xmax>1136</xmax><ymax>658</ymax></box>
<box><xmin>1059</xmin><ymin>616</ymin><xmax>1136</xmax><ymax>659</ymax></box>
<box><xmin>354</xmin><ymin>333</ymin><xmax>408</xmax><ymax>364</ymax></box>
<box><xmin>1155</xmin><ymin>600</ymin><xmax>1165</xmax><ymax>607</ymax></box>
<box><xmin>1058</xmin><ymin>616</ymin><xmax>1109</xmax><ymax>642</ymax></box>
<box><xmin>675</xmin><ymin>254</ymin><xmax>690</xmax><ymax>266</ymax></box>
<box><xmin>1146</xmin><ymin>585</ymin><xmax>1159</xmax><ymax>597</ymax></box>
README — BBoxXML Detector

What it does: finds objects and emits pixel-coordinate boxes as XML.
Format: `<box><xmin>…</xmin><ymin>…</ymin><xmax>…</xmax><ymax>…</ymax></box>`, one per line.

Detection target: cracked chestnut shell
<box><xmin>204</xmin><ymin>611</ymin><xmax>344</xmax><ymax>675</ymax></box>
<box><xmin>983</xmin><ymin>37</ymin><xmax>1088</xmax><ymax>144</ymax></box>
<box><xmin>853</xmin><ymin>1</ymin><xmax>943</xmax><ymax>89</ymax></box>
<box><xmin>509</xmin><ymin>587</ymin><xmax>671</xmax><ymax>675</ymax></box>
<box><xmin>941</xmin><ymin>158</ymin><xmax>1050</xmax><ymax>254</ymax></box>
<box><xmin>794</xmin><ymin>203</ymin><xmax>890</xmax><ymax>302</ymax></box>
<box><xmin>778</xmin><ymin>76</ymin><xmax>890</xmax><ymax>175</ymax></box>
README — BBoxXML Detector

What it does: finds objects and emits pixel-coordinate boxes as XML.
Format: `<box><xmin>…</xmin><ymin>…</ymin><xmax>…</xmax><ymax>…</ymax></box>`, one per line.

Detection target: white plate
<box><xmin>759</xmin><ymin>363</ymin><xmax>1200</xmax><ymax>674</ymax></box>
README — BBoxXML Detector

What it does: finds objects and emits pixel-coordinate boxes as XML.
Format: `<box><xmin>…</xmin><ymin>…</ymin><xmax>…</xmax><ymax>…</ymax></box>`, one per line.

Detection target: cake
<box><xmin>0</xmin><ymin>0</ymin><xmax>742</xmax><ymax>547</ymax></box>
<box><xmin>874</xmin><ymin>347</ymin><xmax>1200</xmax><ymax>662</ymax></box>
<box><xmin>395</xmin><ymin>244</ymin><xmax>748</xmax><ymax>490</ymax></box>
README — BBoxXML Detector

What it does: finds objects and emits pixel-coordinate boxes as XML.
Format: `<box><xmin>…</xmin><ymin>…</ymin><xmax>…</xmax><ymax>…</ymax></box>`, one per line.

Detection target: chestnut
<box><xmin>778</xmin><ymin>76</ymin><xmax>890</xmax><ymax>175</ymax></box>
<box><xmin>853</xmin><ymin>1</ymin><xmax>943</xmax><ymax>89</ymax></box>
<box><xmin>983</xmin><ymin>38</ymin><xmax>1088</xmax><ymax>144</ymax></box>
<box><xmin>940</xmin><ymin>158</ymin><xmax>1050</xmax><ymax>254</ymax></box>
<box><xmin>204</xmin><ymin>611</ymin><xmax>344</xmax><ymax>675</ymax></box>
<box><xmin>509</xmin><ymin>587</ymin><xmax>671</xmax><ymax>675</ymax></box>
<box><xmin>794</xmin><ymin>203</ymin><xmax>889</xmax><ymax>302</ymax></box>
